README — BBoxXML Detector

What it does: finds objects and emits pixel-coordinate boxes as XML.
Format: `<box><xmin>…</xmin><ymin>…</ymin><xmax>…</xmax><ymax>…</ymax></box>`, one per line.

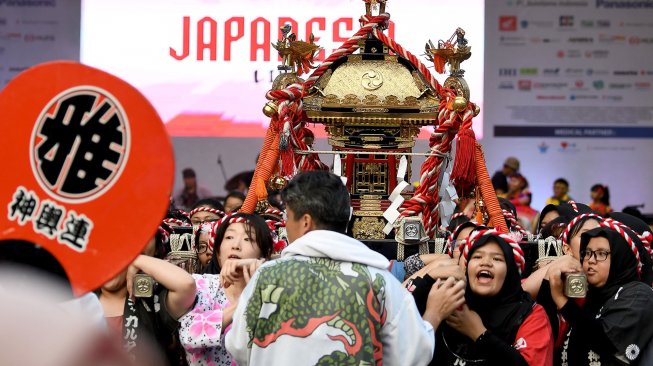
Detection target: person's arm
<box><xmin>446</xmin><ymin>304</ymin><xmax>529</xmax><ymax>366</ymax></box>
<box><xmin>474</xmin><ymin>331</ymin><xmax>529</xmax><ymax>366</ymax></box>
<box><xmin>548</xmin><ymin>266</ymin><xmax>617</xmax><ymax>354</ymax></box>
<box><xmin>126</xmin><ymin>255</ymin><xmax>196</xmax><ymax>319</ymax></box>
<box><xmin>403</xmin><ymin>258</ymin><xmax>464</xmax><ymax>287</ymax></box>
<box><xmin>522</xmin><ymin>265</ymin><xmax>548</xmax><ymax>299</ymax></box>
<box><xmin>225</xmin><ymin>270</ymin><xmax>262</xmax><ymax>366</ymax></box>
<box><xmin>178</xmin><ymin>274</ymin><xmax>231</xmax><ymax>351</ymax></box>
<box><xmin>380</xmin><ymin>294</ymin><xmax>436</xmax><ymax>366</ymax></box>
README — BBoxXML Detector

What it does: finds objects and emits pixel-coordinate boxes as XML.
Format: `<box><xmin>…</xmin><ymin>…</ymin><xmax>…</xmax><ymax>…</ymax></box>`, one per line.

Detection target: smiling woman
<box><xmin>407</xmin><ymin>230</ymin><xmax>554</xmax><ymax>366</ymax></box>
<box><xmin>425</xmin><ymin>230</ymin><xmax>554</xmax><ymax>366</ymax></box>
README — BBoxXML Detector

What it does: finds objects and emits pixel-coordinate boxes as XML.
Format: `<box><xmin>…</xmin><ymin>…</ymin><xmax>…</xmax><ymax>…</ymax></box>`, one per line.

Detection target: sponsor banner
<box><xmin>0</xmin><ymin>0</ymin><xmax>80</xmax><ymax>89</ymax></box>
<box><xmin>485</xmin><ymin>0</ymin><xmax>653</xmax><ymax>211</ymax></box>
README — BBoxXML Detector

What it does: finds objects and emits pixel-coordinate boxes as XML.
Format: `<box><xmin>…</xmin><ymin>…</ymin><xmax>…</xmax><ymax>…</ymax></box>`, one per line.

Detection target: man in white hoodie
<box><xmin>226</xmin><ymin>171</ymin><xmax>465</xmax><ymax>365</ymax></box>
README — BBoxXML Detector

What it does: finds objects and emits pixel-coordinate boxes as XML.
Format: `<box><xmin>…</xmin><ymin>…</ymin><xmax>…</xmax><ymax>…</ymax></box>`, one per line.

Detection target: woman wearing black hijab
<box><xmin>549</xmin><ymin>225</ymin><xmax>653</xmax><ymax>365</ymax></box>
<box><xmin>411</xmin><ymin>230</ymin><xmax>554</xmax><ymax>365</ymax></box>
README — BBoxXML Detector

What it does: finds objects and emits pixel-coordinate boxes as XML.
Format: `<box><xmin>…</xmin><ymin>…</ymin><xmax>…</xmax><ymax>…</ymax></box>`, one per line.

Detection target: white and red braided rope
<box><xmin>560</xmin><ymin>213</ymin><xmax>603</xmax><ymax>244</ymax></box>
<box><xmin>460</xmin><ymin>228</ymin><xmax>526</xmax><ymax>275</ymax></box>
<box><xmin>502</xmin><ymin>209</ymin><xmax>528</xmax><ymax>237</ymax></box>
<box><xmin>163</xmin><ymin>218</ymin><xmax>192</xmax><ymax>227</ymax></box>
<box><xmin>598</xmin><ymin>220</ymin><xmax>643</xmax><ymax>275</ymax></box>
<box><xmin>568</xmin><ymin>200</ymin><xmax>579</xmax><ymax>213</ymax></box>
<box><xmin>188</xmin><ymin>206</ymin><xmax>226</xmax><ymax>219</ymax></box>
<box><xmin>603</xmin><ymin>218</ymin><xmax>653</xmax><ymax>259</ymax></box>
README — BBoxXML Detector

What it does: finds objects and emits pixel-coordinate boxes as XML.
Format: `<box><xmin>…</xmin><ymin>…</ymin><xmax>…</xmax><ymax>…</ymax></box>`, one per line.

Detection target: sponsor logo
<box><xmin>559</xmin><ymin>15</ymin><xmax>574</xmax><ymax>27</ymax></box>
<box><xmin>586</xmin><ymin>68</ymin><xmax>610</xmax><ymax>76</ymax></box>
<box><xmin>8</xmin><ymin>66</ymin><xmax>28</xmax><ymax>73</ymax></box>
<box><xmin>560</xmin><ymin>0</ymin><xmax>590</xmax><ymax>5</ymax></box>
<box><xmin>536</xmin><ymin>95</ymin><xmax>566</xmax><ymax>100</ymax></box>
<box><xmin>613</xmin><ymin>70</ymin><xmax>638</xmax><ymax>76</ymax></box>
<box><xmin>570</xmin><ymin>94</ymin><xmax>599</xmax><ymax>100</ymax></box>
<box><xmin>559</xmin><ymin>49</ymin><xmax>582</xmax><ymax>58</ymax></box>
<box><xmin>0</xmin><ymin>0</ymin><xmax>56</xmax><ymax>6</ymax></box>
<box><xmin>499</xmin><ymin>68</ymin><xmax>518</xmax><ymax>76</ymax></box>
<box><xmin>593</xmin><ymin>80</ymin><xmax>605</xmax><ymax>89</ymax></box>
<box><xmin>533</xmin><ymin>82</ymin><xmax>568</xmax><ymax>89</ymax></box>
<box><xmin>530</xmin><ymin>37</ymin><xmax>561</xmax><ymax>44</ymax></box>
<box><xmin>518</xmin><ymin>80</ymin><xmax>532</xmax><ymax>91</ymax></box>
<box><xmin>602</xmin><ymin>95</ymin><xmax>623</xmax><ymax>101</ymax></box>
<box><xmin>584</xmin><ymin>50</ymin><xmax>609</xmax><ymax>58</ymax></box>
<box><xmin>499</xmin><ymin>81</ymin><xmax>515</xmax><ymax>89</ymax></box>
<box><xmin>18</xmin><ymin>19</ymin><xmax>58</xmax><ymax>25</ymax></box>
<box><xmin>565</xmin><ymin>68</ymin><xmax>584</xmax><ymax>76</ymax></box>
<box><xmin>635</xmin><ymin>82</ymin><xmax>652</xmax><ymax>90</ymax></box>
<box><xmin>500</xmin><ymin>35</ymin><xmax>527</xmax><ymax>45</ymax></box>
<box><xmin>581</xmin><ymin>20</ymin><xmax>594</xmax><ymax>27</ymax></box>
<box><xmin>597</xmin><ymin>19</ymin><xmax>611</xmax><ymax>27</ymax></box>
<box><xmin>568</xmin><ymin>37</ymin><xmax>594</xmax><ymax>43</ymax></box>
<box><xmin>608</xmin><ymin>82</ymin><xmax>632</xmax><ymax>89</ymax></box>
<box><xmin>641</xmin><ymin>70</ymin><xmax>653</xmax><ymax>75</ymax></box>
<box><xmin>629</xmin><ymin>36</ymin><xmax>653</xmax><ymax>44</ymax></box>
<box><xmin>538</xmin><ymin>141</ymin><xmax>549</xmax><ymax>154</ymax></box>
<box><xmin>520</xmin><ymin>67</ymin><xmax>538</xmax><ymax>75</ymax></box>
<box><xmin>513</xmin><ymin>0</ymin><xmax>589</xmax><ymax>6</ymax></box>
<box><xmin>619</xmin><ymin>21</ymin><xmax>653</xmax><ymax>28</ymax></box>
<box><xmin>0</xmin><ymin>32</ymin><xmax>22</xmax><ymax>40</ymax></box>
<box><xmin>521</xmin><ymin>19</ymin><xmax>555</xmax><ymax>29</ymax></box>
<box><xmin>572</xmin><ymin>80</ymin><xmax>588</xmax><ymax>90</ymax></box>
<box><xmin>596</xmin><ymin>0</ymin><xmax>653</xmax><ymax>9</ymax></box>
<box><xmin>543</xmin><ymin>68</ymin><xmax>560</xmax><ymax>76</ymax></box>
<box><xmin>500</xmin><ymin>16</ymin><xmax>518</xmax><ymax>31</ymax></box>
<box><xmin>558</xmin><ymin>141</ymin><xmax>580</xmax><ymax>153</ymax></box>
<box><xmin>598</xmin><ymin>34</ymin><xmax>626</xmax><ymax>44</ymax></box>
<box><xmin>24</xmin><ymin>33</ymin><xmax>55</xmax><ymax>42</ymax></box>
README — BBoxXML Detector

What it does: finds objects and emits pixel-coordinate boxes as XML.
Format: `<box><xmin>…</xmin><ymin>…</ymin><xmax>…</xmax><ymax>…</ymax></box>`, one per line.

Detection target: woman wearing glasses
<box><xmin>194</xmin><ymin>223</ymin><xmax>215</xmax><ymax>271</ymax></box>
<box><xmin>548</xmin><ymin>226</ymin><xmax>653</xmax><ymax>365</ymax></box>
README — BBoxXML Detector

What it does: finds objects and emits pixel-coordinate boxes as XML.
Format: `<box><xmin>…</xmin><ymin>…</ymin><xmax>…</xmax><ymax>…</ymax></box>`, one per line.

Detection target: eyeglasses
<box><xmin>197</xmin><ymin>243</ymin><xmax>209</xmax><ymax>254</ymax></box>
<box><xmin>191</xmin><ymin>218</ymin><xmax>220</xmax><ymax>226</ymax></box>
<box><xmin>581</xmin><ymin>249</ymin><xmax>611</xmax><ymax>262</ymax></box>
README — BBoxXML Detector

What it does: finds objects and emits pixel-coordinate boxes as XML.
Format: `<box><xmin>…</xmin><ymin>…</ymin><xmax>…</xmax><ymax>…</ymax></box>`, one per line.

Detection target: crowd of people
<box><xmin>491</xmin><ymin>157</ymin><xmax>616</xmax><ymax>231</ymax></box>
<box><xmin>4</xmin><ymin>161</ymin><xmax>653</xmax><ymax>366</ymax></box>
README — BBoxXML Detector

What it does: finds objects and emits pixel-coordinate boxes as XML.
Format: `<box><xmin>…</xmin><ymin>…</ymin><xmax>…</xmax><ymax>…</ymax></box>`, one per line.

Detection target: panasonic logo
<box><xmin>597</xmin><ymin>0</ymin><xmax>653</xmax><ymax>8</ymax></box>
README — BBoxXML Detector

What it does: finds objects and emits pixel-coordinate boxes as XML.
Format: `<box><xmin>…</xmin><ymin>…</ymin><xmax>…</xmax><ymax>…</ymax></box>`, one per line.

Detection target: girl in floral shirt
<box><xmin>178</xmin><ymin>213</ymin><xmax>273</xmax><ymax>366</ymax></box>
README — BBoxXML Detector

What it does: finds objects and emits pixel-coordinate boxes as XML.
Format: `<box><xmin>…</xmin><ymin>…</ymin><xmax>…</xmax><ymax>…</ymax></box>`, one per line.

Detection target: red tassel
<box><xmin>280</xmin><ymin>147</ymin><xmax>295</xmax><ymax>176</ymax></box>
<box><xmin>451</xmin><ymin>128</ymin><xmax>477</xmax><ymax>195</ymax></box>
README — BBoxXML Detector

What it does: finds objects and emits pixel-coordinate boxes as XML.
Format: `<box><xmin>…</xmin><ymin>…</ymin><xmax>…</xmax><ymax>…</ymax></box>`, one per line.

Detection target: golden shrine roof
<box><xmin>304</xmin><ymin>54</ymin><xmax>440</xmax><ymax>124</ymax></box>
